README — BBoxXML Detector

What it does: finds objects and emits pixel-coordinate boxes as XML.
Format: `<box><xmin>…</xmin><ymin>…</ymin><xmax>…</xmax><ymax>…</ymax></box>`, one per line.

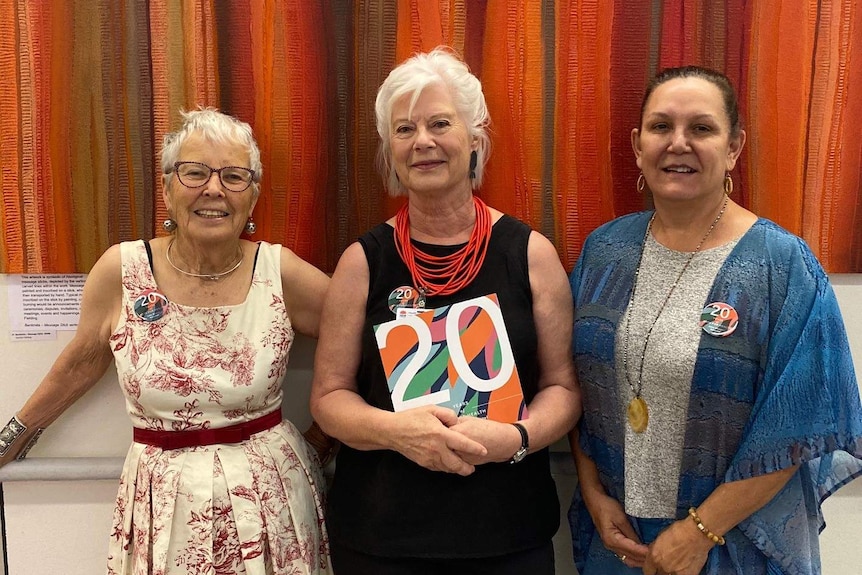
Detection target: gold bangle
<box><xmin>688</xmin><ymin>507</ymin><xmax>726</xmax><ymax>546</ymax></box>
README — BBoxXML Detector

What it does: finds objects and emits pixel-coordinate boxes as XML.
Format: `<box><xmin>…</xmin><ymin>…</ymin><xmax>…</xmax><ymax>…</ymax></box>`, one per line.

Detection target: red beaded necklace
<box><xmin>394</xmin><ymin>195</ymin><xmax>492</xmax><ymax>298</ymax></box>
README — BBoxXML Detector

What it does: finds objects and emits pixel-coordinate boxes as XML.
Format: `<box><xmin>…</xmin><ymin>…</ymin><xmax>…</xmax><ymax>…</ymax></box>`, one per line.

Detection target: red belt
<box><xmin>133</xmin><ymin>409</ymin><xmax>282</xmax><ymax>450</ymax></box>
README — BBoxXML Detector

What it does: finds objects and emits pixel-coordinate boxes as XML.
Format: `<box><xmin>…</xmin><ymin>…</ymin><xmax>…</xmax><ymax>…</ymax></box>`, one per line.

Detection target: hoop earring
<box><xmin>469</xmin><ymin>150</ymin><xmax>477</xmax><ymax>179</ymax></box>
<box><xmin>724</xmin><ymin>172</ymin><xmax>734</xmax><ymax>195</ymax></box>
<box><xmin>637</xmin><ymin>172</ymin><xmax>646</xmax><ymax>192</ymax></box>
<box><xmin>244</xmin><ymin>219</ymin><xmax>257</xmax><ymax>235</ymax></box>
<box><xmin>163</xmin><ymin>218</ymin><xmax>177</xmax><ymax>232</ymax></box>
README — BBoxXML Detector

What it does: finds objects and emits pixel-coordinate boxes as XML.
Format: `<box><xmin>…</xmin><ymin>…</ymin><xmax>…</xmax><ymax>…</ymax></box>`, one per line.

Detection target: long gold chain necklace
<box><xmin>166</xmin><ymin>239</ymin><xmax>244</xmax><ymax>281</ymax></box>
<box><xmin>622</xmin><ymin>194</ymin><xmax>729</xmax><ymax>433</ymax></box>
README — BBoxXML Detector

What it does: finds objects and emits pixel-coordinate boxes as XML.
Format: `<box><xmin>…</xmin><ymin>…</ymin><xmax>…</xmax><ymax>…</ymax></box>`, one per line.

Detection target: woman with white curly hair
<box><xmin>0</xmin><ymin>107</ymin><xmax>335</xmax><ymax>574</ymax></box>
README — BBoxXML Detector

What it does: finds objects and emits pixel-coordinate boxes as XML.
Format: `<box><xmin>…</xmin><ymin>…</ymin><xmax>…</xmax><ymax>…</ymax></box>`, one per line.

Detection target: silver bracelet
<box><xmin>17</xmin><ymin>427</ymin><xmax>45</xmax><ymax>460</ymax></box>
<box><xmin>0</xmin><ymin>415</ymin><xmax>44</xmax><ymax>459</ymax></box>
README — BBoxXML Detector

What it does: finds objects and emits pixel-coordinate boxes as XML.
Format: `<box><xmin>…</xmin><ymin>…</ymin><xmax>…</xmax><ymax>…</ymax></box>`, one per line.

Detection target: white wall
<box><xmin>0</xmin><ymin>274</ymin><xmax>860</xmax><ymax>574</ymax></box>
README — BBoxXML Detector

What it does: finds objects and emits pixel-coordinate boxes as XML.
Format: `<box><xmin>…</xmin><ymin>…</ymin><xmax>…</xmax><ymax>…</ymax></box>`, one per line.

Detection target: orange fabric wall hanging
<box><xmin>2</xmin><ymin>0</ymin><xmax>860</xmax><ymax>273</ymax></box>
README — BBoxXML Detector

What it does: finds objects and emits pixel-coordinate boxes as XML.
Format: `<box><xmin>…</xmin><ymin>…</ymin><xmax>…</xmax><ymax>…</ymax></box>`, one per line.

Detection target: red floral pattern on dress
<box><xmin>106</xmin><ymin>241</ymin><xmax>331</xmax><ymax>575</ymax></box>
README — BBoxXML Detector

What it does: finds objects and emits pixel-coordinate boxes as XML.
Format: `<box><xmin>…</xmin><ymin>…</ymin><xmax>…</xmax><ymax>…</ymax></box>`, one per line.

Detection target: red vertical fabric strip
<box><xmin>353</xmin><ymin>0</ymin><xmax>399</xmax><ymax>231</ymax></box>
<box><xmin>726</xmin><ymin>2</ymin><xmax>750</xmax><ymax>205</ymax></box>
<box><xmin>200</xmin><ymin>0</ymin><xmax>219</xmax><ymax>106</ymax></box>
<box><xmin>18</xmin><ymin>1</ymin><xmax>42</xmax><ymax>271</ymax></box>
<box><xmin>328</xmin><ymin>0</ymin><xmax>352</xmax><ymax>262</ymax></box>
<box><xmin>47</xmin><ymin>2</ymin><xmax>75</xmax><ymax>270</ymax></box>
<box><xmin>101</xmin><ymin>0</ymin><xmax>133</xmax><ymax>247</ymax></box>
<box><xmin>609</xmin><ymin>0</ymin><xmax>655</xmax><ymax>217</ymax></box>
<box><xmin>122</xmin><ymin>0</ymin><xmax>156</xmax><ymax>242</ymax></box>
<box><xmin>554</xmin><ymin>0</ymin><xmax>615</xmax><ymax>270</ymax></box>
<box><xmin>481</xmin><ymin>0</ymin><xmax>544</xmax><ymax>226</ymax></box>
<box><xmin>838</xmin><ymin>1</ymin><xmax>862</xmax><ymax>271</ymax></box>
<box><xmin>271</xmin><ymin>2</ymin><xmax>330</xmax><ymax>264</ymax></box>
<box><xmin>216</xmin><ymin>0</ymin><xmax>255</xmax><ymax>124</ymax></box>
<box><xmin>665</xmin><ymin>0</ymin><xmax>703</xmax><ymax>67</ymax></box>
<box><xmin>699</xmin><ymin>0</ymin><xmax>726</xmax><ymax>69</ymax></box>
<box><xmin>29</xmin><ymin>1</ymin><xmax>52</xmax><ymax>271</ymax></box>
<box><xmin>446</xmin><ymin>0</ymin><xmax>467</xmax><ymax>55</ymax></box>
<box><xmin>659</xmin><ymin>0</ymin><xmax>685</xmax><ymax>68</ymax></box>
<box><xmin>150</xmin><ymin>0</ymin><xmax>175</xmax><ymax>237</ymax></box>
<box><xmin>803</xmin><ymin>1</ymin><xmax>839</xmax><ymax>264</ymax></box>
<box><xmin>214</xmin><ymin>0</ymin><xmax>257</xmax><ymax>242</ymax></box>
<box><xmin>396</xmin><ymin>0</ymin><xmax>445</xmax><ymax>62</ymax></box>
<box><xmin>182</xmin><ymin>0</ymin><xmax>219</xmax><ymax>107</ymax></box>
<box><xmin>746</xmin><ymin>2</ymin><xmax>814</xmax><ymax>234</ymax></box>
<box><xmin>265</xmin><ymin>5</ymin><xmax>290</xmax><ymax>244</ymax></box>
<box><xmin>803</xmin><ymin>0</ymin><xmax>862</xmax><ymax>271</ymax></box>
<box><xmin>68</xmin><ymin>0</ymin><xmax>110</xmax><ymax>271</ymax></box>
<box><xmin>0</xmin><ymin>0</ymin><xmax>22</xmax><ymax>272</ymax></box>
<box><xmin>248</xmin><ymin>0</ymin><xmax>274</xmax><ymax>242</ymax></box>
<box><xmin>40</xmin><ymin>0</ymin><xmax>81</xmax><ymax>272</ymax></box>
<box><xmin>463</xmin><ymin>0</ymin><xmax>486</xmax><ymax>73</ymax></box>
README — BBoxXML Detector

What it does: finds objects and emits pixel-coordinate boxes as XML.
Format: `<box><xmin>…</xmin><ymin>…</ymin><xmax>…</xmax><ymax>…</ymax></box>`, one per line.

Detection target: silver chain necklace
<box><xmin>166</xmin><ymin>239</ymin><xmax>244</xmax><ymax>281</ymax></box>
<box><xmin>622</xmin><ymin>194</ymin><xmax>729</xmax><ymax>433</ymax></box>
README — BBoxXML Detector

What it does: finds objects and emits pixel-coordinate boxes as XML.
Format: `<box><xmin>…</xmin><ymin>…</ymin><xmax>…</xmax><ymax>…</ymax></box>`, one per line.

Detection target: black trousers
<box><xmin>329</xmin><ymin>538</ymin><xmax>555</xmax><ymax>575</ymax></box>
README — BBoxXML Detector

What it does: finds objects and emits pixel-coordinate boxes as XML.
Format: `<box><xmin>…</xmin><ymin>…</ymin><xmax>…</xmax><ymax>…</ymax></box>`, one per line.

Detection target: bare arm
<box><xmin>280</xmin><ymin>247</ymin><xmax>331</xmax><ymax>338</ymax></box>
<box><xmin>0</xmin><ymin>245</ymin><xmax>122</xmax><ymax>466</ymax></box>
<box><xmin>452</xmin><ymin>230</ymin><xmax>582</xmax><ymax>463</ymax></box>
<box><xmin>309</xmin><ymin>242</ymin><xmax>486</xmax><ymax>476</ymax></box>
<box><xmin>644</xmin><ymin>465</ymin><xmax>798</xmax><ymax>575</ymax></box>
<box><xmin>278</xmin><ymin>246</ymin><xmax>335</xmax><ymax>460</ymax></box>
<box><xmin>569</xmin><ymin>427</ymin><xmax>650</xmax><ymax>566</ymax></box>
<box><xmin>520</xmin><ymin>230</ymin><xmax>582</xmax><ymax>447</ymax></box>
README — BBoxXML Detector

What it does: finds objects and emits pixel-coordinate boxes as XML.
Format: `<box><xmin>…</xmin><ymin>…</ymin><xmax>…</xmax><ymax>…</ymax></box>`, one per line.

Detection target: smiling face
<box><xmin>163</xmin><ymin>131</ymin><xmax>258</xmax><ymax>243</ymax></box>
<box><xmin>389</xmin><ymin>83</ymin><xmax>476</xmax><ymax>198</ymax></box>
<box><xmin>632</xmin><ymin>76</ymin><xmax>745</xmax><ymax>204</ymax></box>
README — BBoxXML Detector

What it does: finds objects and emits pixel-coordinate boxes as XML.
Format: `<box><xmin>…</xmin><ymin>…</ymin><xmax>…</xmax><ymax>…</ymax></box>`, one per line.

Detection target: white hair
<box><xmin>375</xmin><ymin>47</ymin><xmax>491</xmax><ymax>196</ymax></box>
<box><xmin>160</xmin><ymin>107</ymin><xmax>262</xmax><ymax>196</ymax></box>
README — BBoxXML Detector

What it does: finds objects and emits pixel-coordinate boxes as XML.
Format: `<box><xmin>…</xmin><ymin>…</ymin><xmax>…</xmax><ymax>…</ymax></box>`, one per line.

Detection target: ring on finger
<box><xmin>616</xmin><ymin>553</ymin><xmax>627</xmax><ymax>562</ymax></box>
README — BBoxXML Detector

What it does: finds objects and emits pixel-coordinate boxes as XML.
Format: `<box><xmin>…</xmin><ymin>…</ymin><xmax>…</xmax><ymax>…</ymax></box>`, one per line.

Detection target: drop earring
<box><xmin>636</xmin><ymin>172</ymin><xmax>646</xmax><ymax>193</ymax></box>
<box><xmin>469</xmin><ymin>150</ymin><xmax>477</xmax><ymax>179</ymax></box>
<box><xmin>724</xmin><ymin>172</ymin><xmax>734</xmax><ymax>195</ymax></box>
<box><xmin>163</xmin><ymin>218</ymin><xmax>177</xmax><ymax>232</ymax></box>
<box><xmin>244</xmin><ymin>218</ymin><xmax>257</xmax><ymax>235</ymax></box>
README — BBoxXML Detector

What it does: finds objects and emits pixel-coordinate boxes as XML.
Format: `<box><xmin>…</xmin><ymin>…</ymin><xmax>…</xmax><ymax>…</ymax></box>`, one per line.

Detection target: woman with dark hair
<box><xmin>569</xmin><ymin>66</ymin><xmax>862</xmax><ymax>574</ymax></box>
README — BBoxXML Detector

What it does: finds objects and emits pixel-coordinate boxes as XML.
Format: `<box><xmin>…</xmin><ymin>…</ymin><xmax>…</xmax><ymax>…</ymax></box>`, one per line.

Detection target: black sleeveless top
<box><xmin>326</xmin><ymin>215</ymin><xmax>560</xmax><ymax>558</ymax></box>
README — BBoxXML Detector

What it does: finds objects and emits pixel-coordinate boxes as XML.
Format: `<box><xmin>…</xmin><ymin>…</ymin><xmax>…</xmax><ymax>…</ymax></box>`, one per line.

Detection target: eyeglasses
<box><xmin>169</xmin><ymin>161</ymin><xmax>256</xmax><ymax>192</ymax></box>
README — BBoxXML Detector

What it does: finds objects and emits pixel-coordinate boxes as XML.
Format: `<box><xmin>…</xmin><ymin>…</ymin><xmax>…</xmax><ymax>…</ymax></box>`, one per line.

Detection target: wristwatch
<box><xmin>509</xmin><ymin>422</ymin><xmax>529</xmax><ymax>464</ymax></box>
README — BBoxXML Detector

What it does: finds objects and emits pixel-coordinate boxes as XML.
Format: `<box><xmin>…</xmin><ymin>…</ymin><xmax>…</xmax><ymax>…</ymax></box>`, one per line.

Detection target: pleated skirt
<box><xmin>106</xmin><ymin>420</ymin><xmax>333</xmax><ymax>575</ymax></box>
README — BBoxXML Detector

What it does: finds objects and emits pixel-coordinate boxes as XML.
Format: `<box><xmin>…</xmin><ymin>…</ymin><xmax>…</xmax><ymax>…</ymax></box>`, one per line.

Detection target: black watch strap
<box><xmin>509</xmin><ymin>422</ymin><xmax>529</xmax><ymax>464</ymax></box>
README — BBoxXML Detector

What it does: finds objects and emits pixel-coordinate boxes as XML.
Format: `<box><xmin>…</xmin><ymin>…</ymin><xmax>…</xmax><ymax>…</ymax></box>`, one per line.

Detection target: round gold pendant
<box><xmin>627</xmin><ymin>397</ymin><xmax>649</xmax><ymax>433</ymax></box>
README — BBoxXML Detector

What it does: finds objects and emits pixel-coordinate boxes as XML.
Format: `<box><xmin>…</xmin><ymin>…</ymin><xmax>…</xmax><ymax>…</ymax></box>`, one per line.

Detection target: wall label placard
<box><xmin>7</xmin><ymin>274</ymin><xmax>86</xmax><ymax>339</ymax></box>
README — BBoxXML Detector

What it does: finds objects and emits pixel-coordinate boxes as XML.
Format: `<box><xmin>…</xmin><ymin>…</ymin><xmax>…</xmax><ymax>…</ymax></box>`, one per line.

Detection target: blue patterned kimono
<box><xmin>569</xmin><ymin>212</ymin><xmax>862</xmax><ymax>575</ymax></box>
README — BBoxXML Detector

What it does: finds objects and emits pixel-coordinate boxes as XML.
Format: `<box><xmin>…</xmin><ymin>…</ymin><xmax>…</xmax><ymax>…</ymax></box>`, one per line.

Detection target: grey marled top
<box><xmin>616</xmin><ymin>232</ymin><xmax>738</xmax><ymax>518</ymax></box>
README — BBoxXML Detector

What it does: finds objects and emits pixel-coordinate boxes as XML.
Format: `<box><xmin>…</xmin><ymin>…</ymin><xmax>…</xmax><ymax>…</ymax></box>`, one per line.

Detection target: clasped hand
<box><xmin>588</xmin><ymin>491</ymin><xmax>712</xmax><ymax>575</ymax></box>
<box><xmin>589</xmin><ymin>491</ymin><xmax>649</xmax><ymax>569</ymax></box>
<box><xmin>389</xmin><ymin>407</ymin><xmax>524</xmax><ymax>475</ymax></box>
<box><xmin>388</xmin><ymin>406</ymin><xmax>487</xmax><ymax>476</ymax></box>
<box><xmin>641</xmin><ymin>517</ymin><xmax>712</xmax><ymax>575</ymax></box>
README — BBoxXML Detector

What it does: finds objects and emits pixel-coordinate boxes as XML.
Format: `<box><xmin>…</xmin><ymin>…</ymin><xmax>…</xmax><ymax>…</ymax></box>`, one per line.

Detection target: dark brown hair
<box><xmin>640</xmin><ymin>66</ymin><xmax>742</xmax><ymax>137</ymax></box>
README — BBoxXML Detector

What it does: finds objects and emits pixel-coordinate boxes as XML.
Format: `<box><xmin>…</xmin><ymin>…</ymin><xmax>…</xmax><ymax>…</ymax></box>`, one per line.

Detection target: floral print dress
<box><xmin>106</xmin><ymin>240</ymin><xmax>332</xmax><ymax>575</ymax></box>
